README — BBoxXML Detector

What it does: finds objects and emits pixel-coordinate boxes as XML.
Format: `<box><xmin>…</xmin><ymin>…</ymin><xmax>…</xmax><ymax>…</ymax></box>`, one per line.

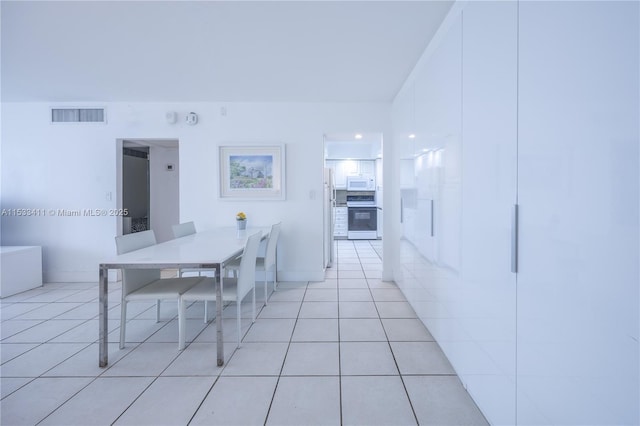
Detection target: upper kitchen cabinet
<box><xmin>358</xmin><ymin>160</ymin><xmax>375</xmax><ymax>177</ymax></box>
<box><xmin>325</xmin><ymin>159</ymin><xmax>376</xmax><ymax>189</ymax></box>
<box><xmin>325</xmin><ymin>159</ymin><xmax>357</xmax><ymax>189</ymax></box>
<box><xmin>516</xmin><ymin>2</ymin><xmax>638</xmax><ymax>424</ymax></box>
<box><xmin>324</xmin><ymin>133</ymin><xmax>382</xmax><ymax>189</ymax></box>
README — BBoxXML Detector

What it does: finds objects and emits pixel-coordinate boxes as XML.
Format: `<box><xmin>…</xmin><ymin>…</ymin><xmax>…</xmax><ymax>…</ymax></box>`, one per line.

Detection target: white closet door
<box><xmin>517</xmin><ymin>2</ymin><xmax>639</xmax><ymax>424</ymax></box>
<box><xmin>460</xmin><ymin>2</ymin><xmax>518</xmax><ymax>424</ymax></box>
<box><xmin>410</xmin><ymin>13</ymin><xmax>463</xmax><ymax>344</ymax></box>
<box><xmin>393</xmin><ymin>85</ymin><xmax>419</xmax><ymax>303</ymax></box>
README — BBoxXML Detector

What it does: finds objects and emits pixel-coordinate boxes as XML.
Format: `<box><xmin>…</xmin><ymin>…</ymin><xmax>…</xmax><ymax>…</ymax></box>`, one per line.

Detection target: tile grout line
<box><xmin>365</xmin><ymin>240</ymin><xmax>420</xmax><ymax>426</ymax></box>
<box><xmin>108</xmin><ymin>299</ymin><xmax>238</xmax><ymax>426</ymax></box>
<box><xmin>1</xmin><ymin>296</ymin><xmax>144</xmax><ymax>401</ymax></box>
<box><xmin>82</xmin><ymin>317</ymin><xmax>181</xmax><ymax>424</ymax></box>
<box><xmin>110</xmin><ymin>282</ymin><xmax>316</xmax><ymax>423</ymax></box>
<box><xmin>336</xmin><ymin>240</ymin><xmax>346</xmax><ymax>426</ymax></box>
<box><xmin>29</xmin><ymin>338</ymin><xmax>101</xmax><ymax>425</ymax></box>
<box><xmin>262</xmin><ymin>278</ymin><xmax>308</xmax><ymax>425</ymax></box>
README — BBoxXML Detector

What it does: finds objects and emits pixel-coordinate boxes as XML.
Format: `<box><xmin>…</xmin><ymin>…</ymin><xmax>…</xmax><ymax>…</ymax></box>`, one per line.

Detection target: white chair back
<box><xmin>264</xmin><ymin>222</ymin><xmax>281</xmax><ymax>269</ymax></box>
<box><xmin>172</xmin><ymin>221</ymin><xmax>196</xmax><ymax>238</ymax></box>
<box><xmin>116</xmin><ymin>230</ymin><xmax>156</xmax><ymax>254</ymax></box>
<box><xmin>236</xmin><ymin>231</ymin><xmax>262</xmax><ymax>300</ymax></box>
<box><xmin>115</xmin><ymin>230</ymin><xmax>160</xmax><ymax>294</ymax></box>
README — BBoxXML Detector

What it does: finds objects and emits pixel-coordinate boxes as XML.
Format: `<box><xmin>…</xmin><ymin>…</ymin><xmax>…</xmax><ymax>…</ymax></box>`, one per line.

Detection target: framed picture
<box><xmin>219</xmin><ymin>145</ymin><xmax>285</xmax><ymax>200</ymax></box>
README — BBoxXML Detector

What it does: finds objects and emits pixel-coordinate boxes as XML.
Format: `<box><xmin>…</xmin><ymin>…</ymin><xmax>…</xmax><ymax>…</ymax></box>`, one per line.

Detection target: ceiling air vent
<box><xmin>51</xmin><ymin>108</ymin><xmax>106</xmax><ymax>123</ymax></box>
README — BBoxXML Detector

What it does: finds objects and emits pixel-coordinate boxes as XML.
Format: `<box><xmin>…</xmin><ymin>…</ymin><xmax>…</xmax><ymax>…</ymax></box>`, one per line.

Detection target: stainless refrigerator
<box><xmin>323</xmin><ymin>167</ymin><xmax>335</xmax><ymax>268</ymax></box>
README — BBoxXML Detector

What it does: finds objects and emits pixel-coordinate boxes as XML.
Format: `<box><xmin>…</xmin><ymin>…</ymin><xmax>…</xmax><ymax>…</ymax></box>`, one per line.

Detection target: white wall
<box><xmin>1</xmin><ymin>102</ymin><xmax>390</xmax><ymax>282</ymax></box>
<box><xmin>325</xmin><ymin>138</ymin><xmax>382</xmax><ymax>160</ymax></box>
<box><xmin>149</xmin><ymin>145</ymin><xmax>179</xmax><ymax>243</ymax></box>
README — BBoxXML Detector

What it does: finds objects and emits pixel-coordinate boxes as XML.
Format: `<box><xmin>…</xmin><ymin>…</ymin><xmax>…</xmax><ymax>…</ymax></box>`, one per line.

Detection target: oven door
<box><xmin>348</xmin><ymin>207</ymin><xmax>377</xmax><ymax>239</ymax></box>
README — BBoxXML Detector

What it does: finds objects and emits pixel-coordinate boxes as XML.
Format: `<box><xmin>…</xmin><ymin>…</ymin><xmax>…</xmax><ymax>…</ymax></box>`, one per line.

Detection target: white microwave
<box><xmin>346</xmin><ymin>176</ymin><xmax>375</xmax><ymax>191</ymax></box>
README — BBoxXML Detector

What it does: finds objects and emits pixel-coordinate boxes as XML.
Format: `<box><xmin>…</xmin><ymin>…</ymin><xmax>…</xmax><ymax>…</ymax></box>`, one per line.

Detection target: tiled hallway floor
<box><xmin>1</xmin><ymin>240</ymin><xmax>488</xmax><ymax>425</ymax></box>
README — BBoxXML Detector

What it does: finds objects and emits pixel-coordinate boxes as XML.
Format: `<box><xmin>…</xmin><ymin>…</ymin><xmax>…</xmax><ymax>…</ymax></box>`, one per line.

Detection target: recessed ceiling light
<box><xmin>409</xmin><ymin>133</ymin><xmax>416</xmax><ymax>139</ymax></box>
<box><xmin>355</xmin><ymin>134</ymin><xmax>363</xmax><ymax>139</ymax></box>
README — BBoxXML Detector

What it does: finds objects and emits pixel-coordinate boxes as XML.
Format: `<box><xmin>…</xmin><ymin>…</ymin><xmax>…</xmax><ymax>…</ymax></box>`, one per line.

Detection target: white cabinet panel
<box><xmin>406</xmin><ymin>10</ymin><xmax>466</xmax><ymax>407</ymax></box>
<box><xmin>324</xmin><ymin>160</ymin><xmax>342</xmax><ymax>191</ymax></box>
<box><xmin>412</xmin><ymin>13</ymin><xmax>463</xmax><ymax>272</ymax></box>
<box><xmin>375</xmin><ymin>159</ymin><xmax>383</xmax><ymax>191</ymax></box>
<box><xmin>416</xmin><ymin>18</ymin><xmax>462</xmax><ymax>297</ymax></box>
<box><xmin>326</xmin><ymin>160</ymin><xmax>375</xmax><ymax>189</ymax></box>
<box><xmin>517</xmin><ymin>2</ymin><xmax>639</xmax><ymax>424</ymax></box>
<box><xmin>358</xmin><ymin>160</ymin><xmax>375</xmax><ymax>177</ymax></box>
<box><xmin>393</xmin><ymin>82</ymin><xmax>418</xmax><ymax>306</ymax></box>
<box><xmin>460</xmin><ymin>2</ymin><xmax>518</xmax><ymax>425</ymax></box>
<box><xmin>393</xmin><ymin>2</ymin><xmax>638</xmax><ymax>425</ymax></box>
<box><xmin>334</xmin><ymin>207</ymin><xmax>348</xmax><ymax>237</ymax></box>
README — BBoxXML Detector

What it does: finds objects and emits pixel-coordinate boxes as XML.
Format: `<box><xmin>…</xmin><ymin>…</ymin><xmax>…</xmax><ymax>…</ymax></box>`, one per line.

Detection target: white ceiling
<box><xmin>1</xmin><ymin>1</ymin><xmax>453</xmax><ymax>103</ymax></box>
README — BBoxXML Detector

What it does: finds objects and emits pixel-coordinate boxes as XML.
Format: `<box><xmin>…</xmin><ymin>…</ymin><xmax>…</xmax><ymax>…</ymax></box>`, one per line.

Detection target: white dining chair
<box><xmin>178</xmin><ymin>231</ymin><xmax>262</xmax><ymax>350</ymax></box>
<box><xmin>171</xmin><ymin>221</ymin><xmax>217</xmax><ymax>322</ymax></box>
<box><xmin>115</xmin><ymin>230</ymin><xmax>205</xmax><ymax>350</ymax></box>
<box><xmin>171</xmin><ymin>221</ymin><xmax>197</xmax><ymax>238</ymax></box>
<box><xmin>225</xmin><ymin>222</ymin><xmax>281</xmax><ymax>306</ymax></box>
<box><xmin>171</xmin><ymin>222</ymin><xmax>216</xmax><ymax>278</ymax></box>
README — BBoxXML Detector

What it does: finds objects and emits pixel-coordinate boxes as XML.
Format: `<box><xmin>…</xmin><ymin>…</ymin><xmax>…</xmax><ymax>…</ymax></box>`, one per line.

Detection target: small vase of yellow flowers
<box><xmin>236</xmin><ymin>212</ymin><xmax>247</xmax><ymax>230</ymax></box>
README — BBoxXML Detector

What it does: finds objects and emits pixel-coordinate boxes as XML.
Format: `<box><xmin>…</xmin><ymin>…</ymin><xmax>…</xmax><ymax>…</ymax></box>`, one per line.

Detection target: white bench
<box><xmin>1</xmin><ymin>246</ymin><xmax>43</xmax><ymax>298</ymax></box>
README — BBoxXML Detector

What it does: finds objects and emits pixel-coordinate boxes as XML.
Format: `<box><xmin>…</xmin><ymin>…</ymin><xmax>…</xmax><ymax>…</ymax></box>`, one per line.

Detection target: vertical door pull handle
<box><xmin>430</xmin><ymin>199</ymin><xmax>435</xmax><ymax>237</ymax></box>
<box><xmin>400</xmin><ymin>198</ymin><xmax>404</xmax><ymax>223</ymax></box>
<box><xmin>511</xmin><ymin>204</ymin><xmax>519</xmax><ymax>273</ymax></box>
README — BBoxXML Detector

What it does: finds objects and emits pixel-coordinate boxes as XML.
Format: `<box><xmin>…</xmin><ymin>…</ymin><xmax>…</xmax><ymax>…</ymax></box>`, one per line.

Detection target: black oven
<box><xmin>346</xmin><ymin>191</ymin><xmax>377</xmax><ymax>239</ymax></box>
<box><xmin>347</xmin><ymin>206</ymin><xmax>377</xmax><ymax>239</ymax></box>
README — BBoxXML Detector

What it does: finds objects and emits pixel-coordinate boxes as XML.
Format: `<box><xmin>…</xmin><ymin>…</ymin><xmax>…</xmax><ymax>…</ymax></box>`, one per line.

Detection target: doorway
<box><xmin>118</xmin><ymin>139</ymin><xmax>180</xmax><ymax>243</ymax></box>
<box><xmin>323</xmin><ymin>132</ymin><xmax>384</xmax><ymax>267</ymax></box>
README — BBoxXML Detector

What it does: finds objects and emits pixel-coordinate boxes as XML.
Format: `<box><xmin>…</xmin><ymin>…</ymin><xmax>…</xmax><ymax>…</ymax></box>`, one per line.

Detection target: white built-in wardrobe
<box><xmin>391</xmin><ymin>1</ymin><xmax>638</xmax><ymax>424</ymax></box>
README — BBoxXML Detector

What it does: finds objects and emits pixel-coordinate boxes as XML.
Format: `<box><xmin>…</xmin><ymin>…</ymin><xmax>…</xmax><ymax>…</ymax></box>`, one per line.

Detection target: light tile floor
<box><xmin>0</xmin><ymin>240</ymin><xmax>488</xmax><ymax>425</ymax></box>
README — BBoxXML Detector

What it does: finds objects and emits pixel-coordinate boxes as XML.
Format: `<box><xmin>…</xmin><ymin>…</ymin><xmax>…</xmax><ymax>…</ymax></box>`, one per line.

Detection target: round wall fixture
<box><xmin>186</xmin><ymin>112</ymin><xmax>198</xmax><ymax>125</ymax></box>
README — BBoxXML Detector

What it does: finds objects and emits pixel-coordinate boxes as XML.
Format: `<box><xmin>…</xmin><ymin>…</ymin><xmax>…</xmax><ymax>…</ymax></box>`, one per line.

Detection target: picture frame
<box><xmin>219</xmin><ymin>145</ymin><xmax>285</xmax><ymax>200</ymax></box>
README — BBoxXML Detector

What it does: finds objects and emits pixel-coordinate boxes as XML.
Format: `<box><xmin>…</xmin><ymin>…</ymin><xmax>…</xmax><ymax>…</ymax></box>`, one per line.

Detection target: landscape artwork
<box><xmin>229</xmin><ymin>155</ymin><xmax>273</xmax><ymax>189</ymax></box>
<box><xmin>219</xmin><ymin>145</ymin><xmax>285</xmax><ymax>200</ymax></box>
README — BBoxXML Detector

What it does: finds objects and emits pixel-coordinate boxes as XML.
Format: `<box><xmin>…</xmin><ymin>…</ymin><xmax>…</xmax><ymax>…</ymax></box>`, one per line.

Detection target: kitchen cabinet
<box><xmin>324</xmin><ymin>160</ymin><xmax>337</xmax><ymax>187</ymax></box>
<box><xmin>325</xmin><ymin>159</ymin><xmax>376</xmax><ymax>189</ymax></box>
<box><xmin>334</xmin><ymin>207</ymin><xmax>348</xmax><ymax>237</ymax></box>
<box><xmin>374</xmin><ymin>159</ymin><xmax>382</xmax><ymax>190</ymax></box>
<box><xmin>337</xmin><ymin>160</ymin><xmax>358</xmax><ymax>189</ymax></box>
<box><xmin>358</xmin><ymin>160</ymin><xmax>375</xmax><ymax>177</ymax></box>
<box><xmin>392</xmin><ymin>2</ymin><xmax>638</xmax><ymax>425</ymax></box>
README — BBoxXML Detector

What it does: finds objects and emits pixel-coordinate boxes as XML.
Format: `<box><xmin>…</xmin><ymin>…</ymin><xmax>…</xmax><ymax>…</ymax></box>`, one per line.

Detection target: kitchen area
<box><xmin>324</xmin><ymin>133</ymin><xmax>383</xmax><ymax>242</ymax></box>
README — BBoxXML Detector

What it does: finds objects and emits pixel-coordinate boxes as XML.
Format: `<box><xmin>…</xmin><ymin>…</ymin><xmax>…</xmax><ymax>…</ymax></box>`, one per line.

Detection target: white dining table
<box><xmin>98</xmin><ymin>227</ymin><xmax>269</xmax><ymax>368</ymax></box>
